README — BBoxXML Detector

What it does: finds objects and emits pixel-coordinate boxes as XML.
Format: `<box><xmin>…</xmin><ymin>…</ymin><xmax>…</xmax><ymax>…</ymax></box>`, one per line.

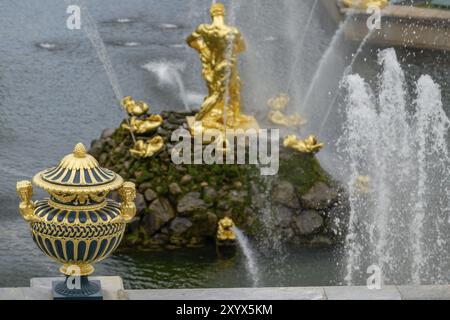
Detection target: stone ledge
<box><xmin>396</xmin><ymin>285</ymin><xmax>450</xmax><ymax>300</ymax></box>
<box><xmin>324</xmin><ymin>286</ymin><xmax>402</xmax><ymax>300</ymax></box>
<box><xmin>1</xmin><ymin>279</ymin><xmax>450</xmax><ymax>300</ymax></box>
<box><xmin>124</xmin><ymin>287</ymin><xmax>326</xmax><ymax>300</ymax></box>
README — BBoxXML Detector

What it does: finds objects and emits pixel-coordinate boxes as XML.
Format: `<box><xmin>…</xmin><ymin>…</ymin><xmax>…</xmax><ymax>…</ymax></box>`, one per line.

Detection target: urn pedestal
<box><xmin>16</xmin><ymin>143</ymin><xmax>137</xmax><ymax>300</ymax></box>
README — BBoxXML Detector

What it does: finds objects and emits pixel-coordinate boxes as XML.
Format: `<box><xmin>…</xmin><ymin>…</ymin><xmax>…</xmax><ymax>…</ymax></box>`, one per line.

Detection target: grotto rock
<box><xmin>272</xmin><ymin>180</ymin><xmax>300</xmax><ymax>209</ymax></box>
<box><xmin>177</xmin><ymin>192</ymin><xmax>209</xmax><ymax>214</ymax></box>
<box><xmin>144</xmin><ymin>197</ymin><xmax>175</xmax><ymax>235</ymax></box>
<box><xmin>101</xmin><ymin>128</ymin><xmax>115</xmax><ymax>139</ymax></box>
<box><xmin>228</xmin><ymin>190</ymin><xmax>247</xmax><ymax>206</ymax></box>
<box><xmin>310</xmin><ymin>235</ymin><xmax>333</xmax><ymax>246</ymax></box>
<box><xmin>135</xmin><ymin>192</ymin><xmax>147</xmax><ymax>214</ymax></box>
<box><xmin>180</xmin><ymin>174</ymin><xmax>192</xmax><ymax>185</ymax></box>
<box><xmin>275</xmin><ymin>206</ymin><xmax>294</xmax><ymax>228</ymax></box>
<box><xmin>138</xmin><ymin>182</ymin><xmax>153</xmax><ymax>193</ymax></box>
<box><xmin>294</xmin><ymin>210</ymin><xmax>324</xmax><ymax>235</ymax></box>
<box><xmin>301</xmin><ymin>181</ymin><xmax>339</xmax><ymax>210</ymax></box>
<box><xmin>205</xmin><ymin>212</ymin><xmax>218</xmax><ymax>236</ymax></box>
<box><xmin>150</xmin><ymin>233</ymin><xmax>169</xmax><ymax>246</ymax></box>
<box><xmin>89</xmin><ymin>139</ymin><xmax>103</xmax><ymax>159</ymax></box>
<box><xmin>169</xmin><ymin>182</ymin><xmax>182</xmax><ymax>195</ymax></box>
<box><xmin>99</xmin><ymin>153</ymin><xmax>108</xmax><ymax>165</ymax></box>
<box><xmin>202</xmin><ymin>186</ymin><xmax>218</xmax><ymax>203</ymax></box>
<box><xmin>144</xmin><ymin>188</ymin><xmax>158</xmax><ymax>202</ymax></box>
<box><xmin>169</xmin><ymin>217</ymin><xmax>193</xmax><ymax>235</ymax></box>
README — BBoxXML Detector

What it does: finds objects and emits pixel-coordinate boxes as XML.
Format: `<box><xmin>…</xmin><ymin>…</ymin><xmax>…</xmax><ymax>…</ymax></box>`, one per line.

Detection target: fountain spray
<box><xmin>65</xmin><ymin>0</ymin><xmax>136</xmax><ymax>143</ymax></box>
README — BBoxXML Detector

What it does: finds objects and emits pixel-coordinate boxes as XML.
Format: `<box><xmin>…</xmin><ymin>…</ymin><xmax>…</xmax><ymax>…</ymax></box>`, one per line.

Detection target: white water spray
<box><xmin>302</xmin><ymin>13</ymin><xmax>354</xmax><ymax>113</ymax></box>
<box><xmin>342</xmin><ymin>48</ymin><xmax>450</xmax><ymax>285</ymax></box>
<box><xmin>318</xmin><ymin>27</ymin><xmax>376</xmax><ymax>135</ymax></box>
<box><xmin>233</xmin><ymin>227</ymin><xmax>261</xmax><ymax>287</ymax></box>
<box><xmin>142</xmin><ymin>61</ymin><xmax>191</xmax><ymax>111</ymax></box>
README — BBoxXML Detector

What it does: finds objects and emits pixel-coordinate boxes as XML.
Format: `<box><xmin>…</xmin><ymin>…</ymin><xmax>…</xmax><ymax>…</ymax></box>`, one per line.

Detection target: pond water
<box><xmin>1</xmin><ymin>0</ymin><xmax>449</xmax><ymax>288</ymax></box>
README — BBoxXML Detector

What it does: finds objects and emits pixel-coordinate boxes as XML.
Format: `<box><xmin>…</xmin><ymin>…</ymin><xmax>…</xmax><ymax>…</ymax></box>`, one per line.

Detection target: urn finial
<box><xmin>73</xmin><ymin>142</ymin><xmax>87</xmax><ymax>158</ymax></box>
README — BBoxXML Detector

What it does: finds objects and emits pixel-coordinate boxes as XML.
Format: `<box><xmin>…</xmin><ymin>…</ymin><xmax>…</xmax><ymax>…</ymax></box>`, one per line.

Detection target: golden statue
<box><xmin>355</xmin><ymin>175</ymin><xmax>371</xmax><ymax>195</ymax></box>
<box><xmin>217</xmin><ymin>217</ymin><xmax>236</xmax><ymax>242</ymax></box>
<box><xmin>283</xmin><ymin>135</ymin><xmax>324</xmax><ymax>154</ymax></box>
<box><xmin>186</xmin><ymin>2</ymin><xmax>259</xmax><ymax>134</ymax></box>
<box><xmin>122</xmin><ymin>96</ymin><xmax>149</xmax><ymax>116</ymax></box>
<box><xmin>130</xmin><ymin>136</ymin><xmax>165</xmax><ymax>158</ymax></box>
<box><xmin>341</xmin><ymin>0</ymin><xmax>388</xmax><ymax>9</ymax></box>
<box><xmin>267</xmin><ymin>93</ymin><xmax>306</xmax><ymax>128</ymax></box>
<box><xmin>121</xmin><ymin>115</ymin><xmax>163</xmax><ymax>134</ymax></box>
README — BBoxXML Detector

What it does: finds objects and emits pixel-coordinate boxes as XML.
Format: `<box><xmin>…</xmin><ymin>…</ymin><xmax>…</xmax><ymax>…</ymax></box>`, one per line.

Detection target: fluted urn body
<box><xmin>17</xmin><ymin>143</ymin><xmax>136</xmax><ymax>277</ymax></box>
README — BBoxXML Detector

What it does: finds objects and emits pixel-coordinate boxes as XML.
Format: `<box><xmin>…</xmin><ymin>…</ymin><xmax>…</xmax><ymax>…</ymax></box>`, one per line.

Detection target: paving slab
<box><xmin>0</xmin><ymin>288</ymin><xmax>25</xmax><ymax>300</ymax></box>
<box><xmin>124</xmin><ymin>287</ymin><xmax>326</xmax><ymax>300</ymax></box>
<box><xmin>397</xmin><ymin>285</ymin><xmax>450</xmax><ymax>300</ymax></box>
<box><xmin>21</xmin><ymin>287</ymin><xmax>52</xmax><ymax>300</ymax></box>
<box><xmin>324</xmin><ymin>286</ymin><xmax>402</xmax><ymax>300</ymax></box>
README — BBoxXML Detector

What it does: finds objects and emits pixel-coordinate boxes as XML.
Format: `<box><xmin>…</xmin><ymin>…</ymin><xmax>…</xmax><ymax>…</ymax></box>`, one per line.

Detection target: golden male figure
<box><xmin>187</xmin><ymin>2</ymin><xmax>257</xmax><ymax>132</ymax></box>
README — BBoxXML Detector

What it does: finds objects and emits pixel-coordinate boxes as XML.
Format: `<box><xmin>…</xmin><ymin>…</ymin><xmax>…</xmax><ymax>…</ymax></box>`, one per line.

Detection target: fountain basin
<box><xmin>323</xmin><ymin>1</ymin><xmax>450</xmax><ymax>51</ymax></box>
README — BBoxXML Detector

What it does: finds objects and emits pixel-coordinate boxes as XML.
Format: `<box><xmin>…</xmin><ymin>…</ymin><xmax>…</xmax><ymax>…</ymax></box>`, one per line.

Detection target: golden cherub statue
<box><xmin>129</xmin><ymin>136</ymin><xmax>164</xmax><ymax>158</ymax></box>
<box><xmin>217</xmin><ymin>217</ymin><xmax>236</xmax><ymax>242</ymax></box>
<box><xmin>283</xmin><ymin>135</ymin><xmax>324</xmax><ymax>154</ymax></box>
<box><xmin>121</xmin><ymin>115</ymin><xmax>163</xmax><ymax>134</ymax></box>
<box><xmin>186</xmin><ymin>2</ymin><xmax>259</xmax><ymax>134</ymax></box>
<box><xmin>122</xmin><ymin>96</ymin><xmax>149</xmax><ymax>117</ymax></box>
<box><xmin>341</xmin><ymin>0</ymin><xmax>388</xmax><ymax>9</ymax></box>
<box><xmin>267</xmin><ymin>93</ymin><xmax>307</xmax><ymax>128</ymax></box>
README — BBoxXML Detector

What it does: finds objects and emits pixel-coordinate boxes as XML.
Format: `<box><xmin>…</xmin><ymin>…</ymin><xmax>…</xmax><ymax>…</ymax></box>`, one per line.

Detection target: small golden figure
<box><xmin>186</xmin><ymin>2</ymin><xmax>259</xmax><ymax>134</ymax></box>
<box><xmin>119</xmin><ymin>182</ymin><xmax>137</xmax><ymax>222</ymax></box>
<box><xmin>16</xmin><ymin>180</ymin><xmax>35</xmax><ymax>221</ymax></box>
<box><xmin>283</xmin><ymin>135</ymin><xmax>324</xmax><ymax>154</ymax></box>
<box><xmin>122</xmin><ymin>96</ymin><xmax>149</xmax><ymax>116</ymax></box>
<box><xmin>121</xmin><ymin>115</ymin><xmax>163</xmax><ymax>134</ymax></box>
<box><xmin>217</xmin><ymin>217</ymin><xmax>236</xmax><ymax>242</ymax></box>
<box><xmin>267</xmin><ymin>93</ymin><xmax>306</xmax><ymax>128</ymax></box>
<box><xmin>129</xmin><ymin>136</ymin><xmax>165</xmax><ymax>158</ymax></box>
<box><xmin>341</xmin><ymin>0</ymin><xmax>388</xmax><ymax>9</ymax></box>
<box><xmin>355</xmin><ymin>175</ymin><xmax>371</xmax><ymax>195</ymax></box>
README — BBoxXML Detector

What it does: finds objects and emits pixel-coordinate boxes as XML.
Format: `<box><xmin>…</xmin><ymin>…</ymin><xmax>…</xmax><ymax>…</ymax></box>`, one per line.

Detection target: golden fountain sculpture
<box><xmin>186</xmin><ymin>2</ymin><xmax>259</xmax><ymax>135</ymax></box>
<box><xmin>121</xmin><ymin>115</ymin><xmax>164</xmax><ymax>135</ymax></box>
<box><xmin>121</xmin><ymin>96</ymin><xmax>163</xmax><ymax>135</ymax></box>
<box><xmin>16</xmin><ymin>143</ymin><xmax>136</xmax><ymax>299</ymax></box>
<box><xmin>120</xmin><ymin>96</ymin><xmax>165</xmax><ymax>159</ymax></box>
<box><xmin>216</xmin><ymin>216</ymin><xmax>237</xmax><ymax>258</ymax></box>
<box><xmin>122</xmin><ymin>96</ymin><xmax>149</xmax><ymax>116</ymax></box>
<box><xmin>342</xmin><ymin>0</ymin><xmax>388</xmax><ymax>9</ymax></box>
<box><xmin>267</xmin><ymin>93</ymin><xmax>307</xmax><ymax>128</ymax></box>
<box><xmin>283</xmin><ymin>135</ymin><xmax>324</xmax><ymax>154</ymax></box>
<box><xmin>217</xmin><ymin>216</ymin><xmax>237</xmax><ymax>244</ymax></box>
<box><xmin>355</xmin><ymin>175</ymin><xmax>371</xmax><ymax>195</ymax></box>
<box><xmin>129</xmin><ymin>136</ymin><xmax>165</xmax><ymax>158</ymax></box>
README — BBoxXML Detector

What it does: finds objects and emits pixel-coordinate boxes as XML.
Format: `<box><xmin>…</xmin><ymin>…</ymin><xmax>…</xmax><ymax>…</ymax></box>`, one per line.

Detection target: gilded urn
<box><xmin>16</xmin><ymin>143</ymin><xmax>136</xmax><ymax>299</ymax></box>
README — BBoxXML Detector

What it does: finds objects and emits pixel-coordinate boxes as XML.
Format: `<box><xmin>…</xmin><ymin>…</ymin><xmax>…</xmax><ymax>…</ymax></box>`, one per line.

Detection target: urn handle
<box><xmin>16</xmin><ymin>180</ymin><xmax>36</xmax><ymax>222</ymax></box>
<box><xmin>118</xmin><ymin>181</ymin><xmax>137</xmax><ymax>223</ymax></box>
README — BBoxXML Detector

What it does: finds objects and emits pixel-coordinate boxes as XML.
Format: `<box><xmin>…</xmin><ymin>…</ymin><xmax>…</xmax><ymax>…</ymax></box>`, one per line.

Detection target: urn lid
<box><xmin>33</xmin><ymin>143</ymin><xmax>124</xmax><ymax>194</ymax></box>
